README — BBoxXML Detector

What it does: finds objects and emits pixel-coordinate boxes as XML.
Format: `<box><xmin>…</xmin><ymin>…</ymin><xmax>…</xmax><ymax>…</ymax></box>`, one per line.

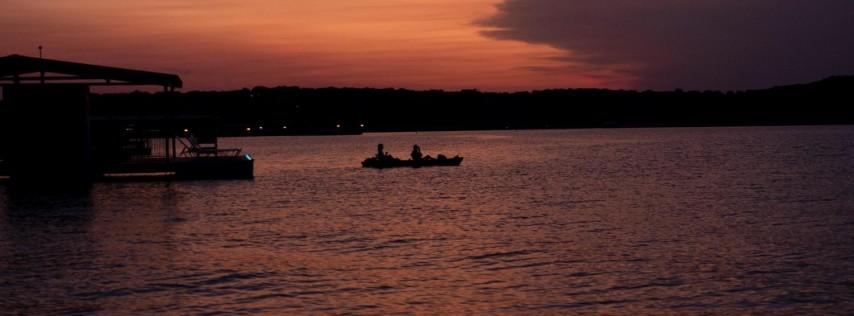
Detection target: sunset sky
<box><xmin>2</xmin><ymin>0</ymin><xmax>853</xmax><ymax>91</ymax></box>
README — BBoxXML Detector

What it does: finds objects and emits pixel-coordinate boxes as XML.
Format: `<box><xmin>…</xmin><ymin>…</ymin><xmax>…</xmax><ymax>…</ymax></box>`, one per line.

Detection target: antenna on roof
<box><xmin>38</xmin><ymin>45</ymin><xmax>45</xmax><ymax>84</ymax></box>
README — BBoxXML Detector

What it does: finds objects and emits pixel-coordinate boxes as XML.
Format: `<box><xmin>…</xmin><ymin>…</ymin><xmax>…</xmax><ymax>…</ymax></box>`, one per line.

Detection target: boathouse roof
<box><xmin>0</xmin><ymin>54</ymin><xmax>182</xmax><ymax>89</ymax></box>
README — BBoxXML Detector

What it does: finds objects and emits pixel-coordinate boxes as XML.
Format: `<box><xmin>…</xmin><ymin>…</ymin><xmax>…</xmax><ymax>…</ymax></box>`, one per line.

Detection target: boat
<box><xmin>362</xmin><ymin>155</ymin><xmax>463</xmax><ymax>169</ymax></box>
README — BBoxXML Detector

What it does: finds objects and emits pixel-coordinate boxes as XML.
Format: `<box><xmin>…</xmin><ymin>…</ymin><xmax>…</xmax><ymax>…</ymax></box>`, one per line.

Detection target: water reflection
<box><xmin>0</xmin><ymin>183</ymin><xmax>192</xmax><ymax>314</ymax></box>
<box><xmin>0</xmin><ymin>187</ymin><xmax>98</xmax><ymax>313</ymax></box>
<box><xmin>1</xmin><ymin>126</ymin><xmax>853</xmax><ymax>314</ymax></box>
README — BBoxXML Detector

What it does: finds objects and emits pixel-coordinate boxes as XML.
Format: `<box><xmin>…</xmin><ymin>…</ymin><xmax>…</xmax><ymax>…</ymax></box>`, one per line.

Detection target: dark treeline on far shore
<box><xmin>87</xmin><ymin>75</ymin><xmax>853</xmax><ymax>136</ymax></box>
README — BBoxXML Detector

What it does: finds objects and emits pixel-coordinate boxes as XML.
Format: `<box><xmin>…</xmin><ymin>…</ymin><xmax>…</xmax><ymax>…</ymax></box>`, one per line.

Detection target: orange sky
<box><xmin>0</xmin><ymin>0</ymin><xmax>632</xmax><ymax>91</ymax></box>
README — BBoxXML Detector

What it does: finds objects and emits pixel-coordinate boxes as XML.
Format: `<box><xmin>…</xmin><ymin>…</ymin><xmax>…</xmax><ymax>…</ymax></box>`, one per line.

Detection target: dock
<box><xmin>0</xmin><ymin>54</ymin><xmax>254</xmax><ymax>184</ymax></box>
<box><xmin>100</xmin><ymin>156</ymin><xmax>253</xmax><ymax>180</ymax></box>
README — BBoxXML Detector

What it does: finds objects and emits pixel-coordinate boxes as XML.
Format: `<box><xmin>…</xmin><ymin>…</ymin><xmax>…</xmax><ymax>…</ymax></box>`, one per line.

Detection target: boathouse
<box><xmin>0</xmin><ymin>54</ymin><xmax>253</xmax><ymax>185</ymax></box>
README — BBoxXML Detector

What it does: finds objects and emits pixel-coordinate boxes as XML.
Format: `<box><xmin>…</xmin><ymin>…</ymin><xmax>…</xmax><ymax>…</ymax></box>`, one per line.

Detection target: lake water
<box><xmin>1</xmin><ymin>126</ymin><xmax>853</xmax><ymax>315</ymax></box>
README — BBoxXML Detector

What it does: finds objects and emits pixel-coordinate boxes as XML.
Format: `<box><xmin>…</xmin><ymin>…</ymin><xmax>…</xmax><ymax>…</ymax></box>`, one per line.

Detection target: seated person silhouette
<box><xmin>411</xmin><ymin>144</ymin><xmax>423</xmax><ymax>161</ymax></box>
<box><xmin>376</xmin><ymin>143</ymin><xmax>393</xmax><ymax>160</ymax></box>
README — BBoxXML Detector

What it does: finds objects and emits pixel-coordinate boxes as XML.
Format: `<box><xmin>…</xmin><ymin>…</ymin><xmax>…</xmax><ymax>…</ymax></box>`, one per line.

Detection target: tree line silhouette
<box><xmin>85</xmin><ymin>75</ymin><xmax>853</xmax><ymax>136</ymax></box>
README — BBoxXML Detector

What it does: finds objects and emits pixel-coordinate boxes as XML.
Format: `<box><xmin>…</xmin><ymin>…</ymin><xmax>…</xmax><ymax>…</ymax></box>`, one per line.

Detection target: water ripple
<box><xmin>2</xmin><ymin>127</ymin><xmax>854</xmax><ymax>314</ymax></box>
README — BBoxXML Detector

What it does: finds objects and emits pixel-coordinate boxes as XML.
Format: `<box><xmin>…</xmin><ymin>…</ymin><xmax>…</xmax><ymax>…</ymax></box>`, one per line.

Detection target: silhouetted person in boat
<box><xmin>376</xmin><ymin>143</ymin><xmax>393</xmax><ymax>160</ymax></box>
<box><xmin>411</xmin><ymin>144</ymin><xmax>423</xmax><ymax>161</ymax></box>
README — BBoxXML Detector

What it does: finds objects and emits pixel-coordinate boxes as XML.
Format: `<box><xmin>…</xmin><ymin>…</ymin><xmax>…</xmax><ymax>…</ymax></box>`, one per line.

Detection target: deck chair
<box><xmin>179</xmin><ymin>133</ymin><xmax>242</xmax><ymax>157</ymax></box>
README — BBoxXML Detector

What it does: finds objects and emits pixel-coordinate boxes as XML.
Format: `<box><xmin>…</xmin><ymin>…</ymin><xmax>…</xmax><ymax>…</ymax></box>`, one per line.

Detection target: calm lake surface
<box><xmin>1</xmin><ymin>126</ymin><xmax>853</xmax><ymax>315</ymax></box>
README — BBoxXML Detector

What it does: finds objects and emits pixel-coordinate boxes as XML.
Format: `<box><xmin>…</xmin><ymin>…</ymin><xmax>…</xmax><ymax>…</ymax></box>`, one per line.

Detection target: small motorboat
<box><xmin>362</xmin><ymin>155</ymin><xmax>463</xmax><ymax>169</ymax></box>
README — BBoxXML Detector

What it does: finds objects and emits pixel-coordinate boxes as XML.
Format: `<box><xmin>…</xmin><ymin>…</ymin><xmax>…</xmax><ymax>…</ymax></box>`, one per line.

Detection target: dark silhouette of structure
<box><xmin>0</xmin><ymin>54</ymin><xmax>253</xmax><ymax>186</ymax></box>
<box><xmin>0</xmin><ymin>54</ymin><xmax>182</xmax><ymax>89</ymax></box>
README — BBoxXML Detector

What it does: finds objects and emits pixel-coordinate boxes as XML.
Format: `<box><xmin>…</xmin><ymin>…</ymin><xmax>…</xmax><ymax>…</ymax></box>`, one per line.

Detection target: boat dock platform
<box><xmin>0</xmin><ymin>54</ymin><xmax>255</xmax><ymax>184</ymax></box>
<box><xmin>100</xmin><ymin>155</ymin><xmax>254</xmax><ymax>180</ymax></box>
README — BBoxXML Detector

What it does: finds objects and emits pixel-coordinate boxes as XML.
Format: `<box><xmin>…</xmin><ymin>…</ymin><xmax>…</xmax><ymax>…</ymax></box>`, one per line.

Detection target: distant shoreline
<box><xmin>72</xmin><ymin>75</ymin><xmax>854</xmax><ymax>136</ymax></box>
<box><xmin>218</xmin><ymin>123</ymin><xmax>854</xmax><ymax>138</ymax></box>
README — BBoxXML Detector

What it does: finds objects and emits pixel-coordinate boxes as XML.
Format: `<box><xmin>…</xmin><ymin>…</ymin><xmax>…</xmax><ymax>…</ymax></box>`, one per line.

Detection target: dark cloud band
<box><xmin>480</xmin><ymin>0</ymin><xmax>854</xmax><ymax>90</ymax></box>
